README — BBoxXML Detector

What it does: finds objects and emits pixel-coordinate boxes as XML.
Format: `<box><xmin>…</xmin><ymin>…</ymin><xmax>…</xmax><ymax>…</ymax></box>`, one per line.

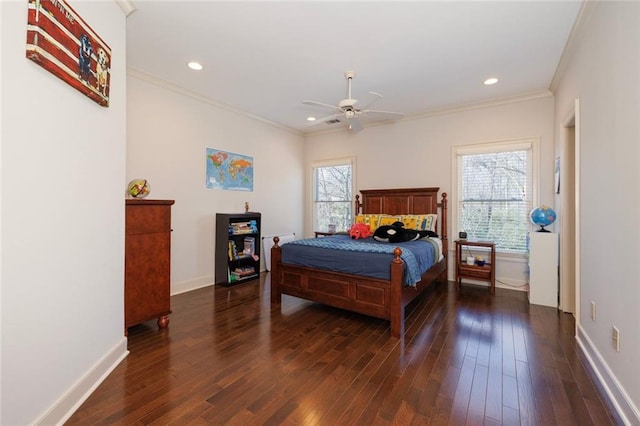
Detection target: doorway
<box><xmin>559</xmin><ymin>99</ymin><xmax>580</xmax><ymax>316</ymax></box>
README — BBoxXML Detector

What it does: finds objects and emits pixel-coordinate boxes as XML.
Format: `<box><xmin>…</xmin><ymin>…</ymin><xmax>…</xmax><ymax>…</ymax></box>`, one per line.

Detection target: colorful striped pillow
<box><xmin>377</xmin><ymin>215</ymin><xmax>403</xmax><ymax>227</ymax></box>
<box><xmin>355</xmin><ymin>214</ymin><xmax>380</xmax><ymax>231</ymax></box>
<box><xmin>401</xmin><ymin>214</ymin><xmax>438</xmax><ymax>232</ymax></box>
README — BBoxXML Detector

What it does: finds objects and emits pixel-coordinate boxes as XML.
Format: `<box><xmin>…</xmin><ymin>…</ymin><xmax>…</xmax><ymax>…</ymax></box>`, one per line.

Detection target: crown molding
<box><xmin>404</xmin><ymin>90</ymin><xmax>553</xmax><ymax>123</ymax></box>
<box><xmin>303</xmin><ymin>90</ymin><xmax>553</xmax><ymax>137</ymax></box>
<box><xmin>549</xmin><ymin>0</ymin><xmax>597</xmax><ymax>93</ymax></box>
<box><xmin>115</xmin><ymin>0</ymin><xmax>137</xmax><ymax>17</ymax></box>
<box><xmin>128</xmin><ymin>66</ymin><xmax>551</xmax><ymax>138</ymax></box>
<box><xmin>127</xmin><ymin>67</ymin><xmax>303</xmax><ymax>136</ymax></box>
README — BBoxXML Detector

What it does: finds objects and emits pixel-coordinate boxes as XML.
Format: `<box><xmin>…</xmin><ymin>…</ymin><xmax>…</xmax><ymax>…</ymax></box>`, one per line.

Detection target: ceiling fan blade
<box><xmin>304</xmin><ymin>71</ymin><xmax>401</xmax><ymax>132</ymax></box>
<box><xmin>356</xmin><ymin>91</ymin><xmax>383</xmax><ymax>110</ymax></box>
<box><xmin>361</xmin><ymin>109</ymin><xmax>404</xmax><ymax>119</ymax></box>
<box><xmin>303</xmin><ymin>100</ymin><xmax>342</xmax><ymax>112</ymax></box>
<box><xmin>307</xmin><ymin>113</ymin><xmax>341</xmax><ymax>126</ymax></box>
<box><xmin>348</xmin><ymin>117</ymin><xmax>363</xmax><ymax>132</ymax></box>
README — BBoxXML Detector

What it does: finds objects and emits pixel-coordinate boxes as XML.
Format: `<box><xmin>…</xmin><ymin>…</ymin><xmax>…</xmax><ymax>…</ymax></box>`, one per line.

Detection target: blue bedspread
<box><xmin>280</xmin><ymin>235</ymin><xmax>437</xmax><ymax>286</ymax></box>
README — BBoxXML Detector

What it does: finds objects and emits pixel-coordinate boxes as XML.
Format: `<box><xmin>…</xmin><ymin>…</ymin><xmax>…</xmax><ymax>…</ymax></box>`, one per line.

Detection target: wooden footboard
<box><xmin>270</xmin><ymin>243</ymin><xmax>405</xmax><ymax>321</ymax></box>
<box><xmin>271</xmin><ymin>239</ymin><xmax>446</xmax><ymax>338</ymax></box>
<box><xmin>270</xmin><ymin>188</ymin><xmax>448</xmax><ymax>338</ymax></box>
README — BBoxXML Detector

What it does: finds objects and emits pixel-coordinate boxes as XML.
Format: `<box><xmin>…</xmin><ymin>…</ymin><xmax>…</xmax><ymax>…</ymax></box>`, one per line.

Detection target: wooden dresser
<box><xmin>125</xmin><ymin>199</ymin><xmax>175</xmax><ymax>329</ymax></box>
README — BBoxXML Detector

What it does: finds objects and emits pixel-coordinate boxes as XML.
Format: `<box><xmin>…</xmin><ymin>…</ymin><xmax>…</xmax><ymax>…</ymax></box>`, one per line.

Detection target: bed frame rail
<box><xmin>271</xmin><ymin>188</ymin><xmax>448</xmax><ymax>338</ymax></box>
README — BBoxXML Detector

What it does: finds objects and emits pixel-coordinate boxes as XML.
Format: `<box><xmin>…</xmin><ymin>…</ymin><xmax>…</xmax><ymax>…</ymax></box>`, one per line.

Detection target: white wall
<box><xmin>554</xmin><ymin>2</ymin><xmax>640</xmax><ymax>423</ymax></box>
<box><xmin>305</xmin><ymin>95</ymin><xmax>556</xmax><ymax>289</ymax></box>
<box><xmin>0</xmin><ymin>1</ymin><xmax>128</xmax><ymax>424</ymax></box>
<box><xmin>2</xmin><ymin>2</ymin><xmax>634</xmax><ymax>423</ymax></box>
<box><xmin>127</xmin><ymin>73</ymin><xmax>305</xmax><ymax>294</ymax></box>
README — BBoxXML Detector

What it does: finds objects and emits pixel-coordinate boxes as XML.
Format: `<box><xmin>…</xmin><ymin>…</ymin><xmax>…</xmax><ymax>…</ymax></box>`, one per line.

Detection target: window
<box><xmin>312</xmin><ymin>158</ymin><xmax>355</xmax><ymax>232</ymax></box>
<box><xmin>452</xmin><ymin>139</ymin><xmax>538</xmax><ymax>253</ymax></box>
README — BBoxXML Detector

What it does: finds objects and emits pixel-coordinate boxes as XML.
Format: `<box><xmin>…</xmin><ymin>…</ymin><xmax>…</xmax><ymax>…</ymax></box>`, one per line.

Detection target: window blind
<box><xmin>312</xmin><ymin>159</ymin><xmax>354</xmax><ymax>232</ymax></box>
<box><xmin>458</xmin><ymin>149</ymin><xmax>531</xmax><ymax>252</ymax></box>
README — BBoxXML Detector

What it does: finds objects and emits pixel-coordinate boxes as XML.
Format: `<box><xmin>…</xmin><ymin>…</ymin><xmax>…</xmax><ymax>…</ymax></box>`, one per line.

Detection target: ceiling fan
<box><xmin>303</xmin><ymin>71</ymin><xmax>404</xmax><ymax>132</ymax></box>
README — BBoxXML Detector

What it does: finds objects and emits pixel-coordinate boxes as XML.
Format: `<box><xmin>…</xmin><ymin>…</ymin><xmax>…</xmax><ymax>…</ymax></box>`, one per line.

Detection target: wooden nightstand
<box><xmin>455</xmin><ymin>239</ymin><xmax>496</xmax><ymax>295</ymax></box>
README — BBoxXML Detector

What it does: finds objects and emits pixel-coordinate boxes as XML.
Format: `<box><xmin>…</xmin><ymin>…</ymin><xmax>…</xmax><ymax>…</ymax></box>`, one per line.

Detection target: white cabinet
<box><xmin>528</xmin><ymin>232</ymin><xmax>558</xmax><ymax>307</ymax></box>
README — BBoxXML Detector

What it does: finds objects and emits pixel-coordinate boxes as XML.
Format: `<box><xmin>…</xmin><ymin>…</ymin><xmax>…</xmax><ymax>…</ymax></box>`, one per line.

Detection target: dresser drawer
<box><xmin>126</xmin><ymin>201</ymin><xmax>172</xmax><ymax>235</ymax></box>
<box><xmin>458</xmin><ymin>264</ymin><xmax>492</xmax><ymax>280</ymax></box>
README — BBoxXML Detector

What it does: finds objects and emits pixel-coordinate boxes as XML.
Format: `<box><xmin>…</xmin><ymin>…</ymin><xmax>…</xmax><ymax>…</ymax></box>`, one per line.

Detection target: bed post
<box><xmin>355</xmin><ymin>193</ymin><xmax>363</xmax><ymax>214</ymax></box>
<box><xmin>270</xmin><ymin>236</ymin><xmax>282</xmax><ymax>304</ymax></box>
<box><xmin>440</xmin><ymin>192</ymin><xmax>448</xmax><ymax>258</ymax></box>
<box><xmin>389</xmin><ymin>248</ymin><xmax>404</xmax><ymax>338</ymax></box>
<box><xmin>439</xmin><ymin>192</ymin><xmax>449</xmax><ymax>284</ymax></box>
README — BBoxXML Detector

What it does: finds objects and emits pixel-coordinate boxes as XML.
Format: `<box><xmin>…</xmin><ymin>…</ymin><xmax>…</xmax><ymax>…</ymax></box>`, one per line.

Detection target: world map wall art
<box><xmin>206</xmin><ymin>148</ymin><xmax>254</xmax><ymax>191</ymax></box>
<box><xmin>26</xmin><ymin>0</ymin><xmax>111</xmax><ymax>107</ymax></box>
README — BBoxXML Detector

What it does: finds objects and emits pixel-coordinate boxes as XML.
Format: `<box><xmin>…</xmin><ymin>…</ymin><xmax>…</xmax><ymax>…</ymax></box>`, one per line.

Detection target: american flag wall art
<box><xmin>26</xmin><ymin>0</ymin><xmax>112</xmax><ymax>107</ymax></box>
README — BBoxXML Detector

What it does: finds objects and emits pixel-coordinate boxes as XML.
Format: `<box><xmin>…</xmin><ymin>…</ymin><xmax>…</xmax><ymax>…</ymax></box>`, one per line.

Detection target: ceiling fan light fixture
<box><xmin>302</xmin><ymin>70</ymin><xmax>403</xmax><ymax>132</ymax></box>
<box><xmin>484</xmin><ymin>77</ymin><xmax>499</xmax><ymax>85</ymax></box>
<box><xmin>187</xmin><ymin>61</ymin><xmax>203</xmax><ymax>71</ymax></box>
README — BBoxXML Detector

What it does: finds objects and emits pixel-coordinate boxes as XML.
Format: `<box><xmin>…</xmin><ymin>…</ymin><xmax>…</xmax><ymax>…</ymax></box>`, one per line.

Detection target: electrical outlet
<box><xmin>590</xmin><ymin>301</ymin><xmax>596</xmax><ymax>321</ymax></box>
<box><xmin>612</xmin><ymin>326</ymin><xmax>620</xmax><ymax>352</ymax></box>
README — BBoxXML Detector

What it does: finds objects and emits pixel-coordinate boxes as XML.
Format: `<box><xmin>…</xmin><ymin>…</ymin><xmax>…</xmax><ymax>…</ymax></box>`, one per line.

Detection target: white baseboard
<box><xmin>171</xmin><ymin>275</ymin><xmax>214</xmax><ymax>295</ymax></box>
<box><xmin>495</xmin><ymin>277</ymin><xmax>528</xmax><ymax>292</ymax></box>
<box><xmin>35</xmin><ymin>337</ymin><xmax>128</xmax><ymax>425</ymax></box>
<box><xmin>446</xmin><ymin>277</ymin><xmax>528</xmax><ymax>292</ymax></box>
<box><xmin>577</xmin><ymin>324</ymin><xmax>640</xmax><ymax>426</ymax></box>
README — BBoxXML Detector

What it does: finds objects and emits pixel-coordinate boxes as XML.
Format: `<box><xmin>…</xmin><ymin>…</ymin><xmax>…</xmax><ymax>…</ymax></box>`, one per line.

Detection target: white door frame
<box><xmin>572</xmin><ymin>98</ymin><xmax>581</xmax><ymax>328</ymax></box>
<box><xmin>560</xmin><ymin>106</ymin><xmax>577</xmax><ymax>314</ymax></box>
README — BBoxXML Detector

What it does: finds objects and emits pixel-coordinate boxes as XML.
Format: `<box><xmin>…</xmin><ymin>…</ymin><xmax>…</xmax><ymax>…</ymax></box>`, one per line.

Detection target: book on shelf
<box><xmin>228</xmin><ymin>241</ymin><xmax>236</xmax><ymax>261</ymax></box>
<box><xmin>228</xmin><ymin>220</ymin><xmax>259</xmax><ymax>235</ymax></box>
<box><xmin>243</xmin><ymin>236</ymin><xmax>255</xmax><ymax>255</ymax></box>
<box><xmin>228</xmin><ymin>239</ymin><xmax>260</xmax><ymax>261</ymax></box>
<box><xmin>228</xmin><ymin>221</ymin><xmax>257</xmax><ymax>235</ymax></box>
<box><xmin>228</xmin><ymin>241</ymin><xmax>246</xmax><ymax>260</ymax></box>
<box><xmin>230</xmin><ymin>266</ymin><xmax>256</xmax><ymax>280</ymax></box>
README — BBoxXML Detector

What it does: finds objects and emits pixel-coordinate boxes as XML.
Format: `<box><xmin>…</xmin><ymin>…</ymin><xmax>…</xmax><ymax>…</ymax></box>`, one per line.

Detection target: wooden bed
<box><xmin>270</xmin><ymin>187</ymin><xmax>448</xmax><ymax>338</ymax></box>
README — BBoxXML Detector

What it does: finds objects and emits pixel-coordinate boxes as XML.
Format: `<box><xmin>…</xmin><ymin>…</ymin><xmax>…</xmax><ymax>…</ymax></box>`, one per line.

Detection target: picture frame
<box><xmin>26</xmin><ymin>0</ymin><xmax>111</xmax><ymax>107</ymax></box>
<box><xmin>555</xmin><ymin>156</ymin><xmax>560</xmax><ymax>194</ymax></box>
<box><xmin>206</xmin><ymin>148</ymin><xmax>254</xmax><ymax>191</ymax></box>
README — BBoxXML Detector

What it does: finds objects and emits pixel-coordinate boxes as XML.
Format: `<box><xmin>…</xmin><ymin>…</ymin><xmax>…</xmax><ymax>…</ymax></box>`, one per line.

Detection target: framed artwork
<box><xmin>26</xmin><ymin>0</ymin><xmax>111</xmax><ymax>107</ymax></box>
<box><xmin>555</xmin><ymin>157</ymin><xmax>560</xmax><ymax>194</ymax></box>
<box><xmin>206</xmin><ymin>148</ymin><xmax>254</xmax><ymax>191</ymax></box>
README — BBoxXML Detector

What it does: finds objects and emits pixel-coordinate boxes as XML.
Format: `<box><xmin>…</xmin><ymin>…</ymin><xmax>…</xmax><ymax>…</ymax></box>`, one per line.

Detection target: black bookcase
<box><xmin>215</xmin><ymin>212</ymin><xmax>261</xmax><ymax>285</ymax></box>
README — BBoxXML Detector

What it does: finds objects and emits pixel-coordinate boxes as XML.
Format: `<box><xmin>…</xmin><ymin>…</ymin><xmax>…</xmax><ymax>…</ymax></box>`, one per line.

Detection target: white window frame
<box><xmin>450</xmin><ymin>138</ymin><xmax>539</xmax><ymax>255</ymax></box>
<box><xmin>310</xmin><ymin>157</ymin><xmax>356</xmax><ymax>234</ymax></box>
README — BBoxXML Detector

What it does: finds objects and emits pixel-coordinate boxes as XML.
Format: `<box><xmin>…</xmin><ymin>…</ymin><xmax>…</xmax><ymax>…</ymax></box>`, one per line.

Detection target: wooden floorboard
<box><xmin>67</xmin><ymin>273</ymin><xmax>622</xmax><ymax>425</ymax></box>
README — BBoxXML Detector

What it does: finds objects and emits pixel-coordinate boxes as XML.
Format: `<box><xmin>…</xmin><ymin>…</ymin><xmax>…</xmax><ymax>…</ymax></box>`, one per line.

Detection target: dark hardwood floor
<box><xmin>67</xmin><ymin>274</ymin><xmax>621</xmax><ymax>425</ymax></box>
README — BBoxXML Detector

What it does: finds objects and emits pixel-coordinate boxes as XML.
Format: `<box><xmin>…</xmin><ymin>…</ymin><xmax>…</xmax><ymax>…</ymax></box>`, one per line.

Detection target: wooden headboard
<box><xmin>355</xmin><ymin>187</ymin><xmax>448</xmax><ymax>256</ymax></box>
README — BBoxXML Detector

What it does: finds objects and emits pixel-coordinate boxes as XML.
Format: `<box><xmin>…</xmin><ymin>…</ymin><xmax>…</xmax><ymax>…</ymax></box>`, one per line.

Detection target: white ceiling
<box><xmin>126</xmin><ymin>1</ymin><xmax>583</xmax><ymax>134</ymax></box>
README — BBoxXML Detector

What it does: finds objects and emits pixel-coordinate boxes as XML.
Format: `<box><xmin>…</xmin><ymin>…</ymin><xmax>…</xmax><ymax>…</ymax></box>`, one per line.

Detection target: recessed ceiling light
<box><xmin>484</xmin><ymin>77</ymin><xmax>499</xmax><ymax>85</ymax></box>
<box><xmin>187</xmin><ymin>61</ymin><xmax>203</xmax><ymax>71</ymax></box>
<box><xmin>307</xmin><ymin>117</ymin><xmax>316</xmax><ymax>122</ymax></box>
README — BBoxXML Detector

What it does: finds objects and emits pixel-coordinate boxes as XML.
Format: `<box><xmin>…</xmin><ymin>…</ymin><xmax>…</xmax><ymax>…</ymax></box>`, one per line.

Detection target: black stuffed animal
<box><xmin>373</xmin><ymin>221</ymin><xmax>437</xmax><ymax>243</ymax></box>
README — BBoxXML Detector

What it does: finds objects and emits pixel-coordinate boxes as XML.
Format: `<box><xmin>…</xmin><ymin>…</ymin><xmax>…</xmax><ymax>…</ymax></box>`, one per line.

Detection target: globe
<box><xmin>127</xmin><ymin>179</ymin><xmax>150</xmax><ymax>198</ymax></box>
<box><xmin>530</xmin><ymin>205</ymin><xmax>556</xmax><ymax>232</ymax></box>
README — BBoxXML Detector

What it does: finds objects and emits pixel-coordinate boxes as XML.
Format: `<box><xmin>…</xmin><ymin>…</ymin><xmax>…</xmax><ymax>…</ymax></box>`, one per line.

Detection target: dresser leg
<box><xmin>157</xmin><ymin>315</ymin><xmax>170</xmax><ymax>328</ymax></box>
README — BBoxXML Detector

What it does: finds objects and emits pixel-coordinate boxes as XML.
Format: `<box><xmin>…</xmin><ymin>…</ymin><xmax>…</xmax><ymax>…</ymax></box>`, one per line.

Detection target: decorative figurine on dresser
<box><xmin>124</xmin><ymin>199</ymin><xmax>175</xmax><ymax>330</ymax></box>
